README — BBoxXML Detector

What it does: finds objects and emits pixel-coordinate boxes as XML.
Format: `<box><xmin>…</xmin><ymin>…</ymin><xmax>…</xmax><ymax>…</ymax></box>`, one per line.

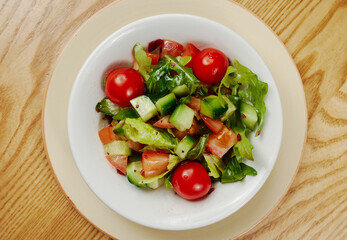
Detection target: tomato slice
<box><xmin>147</xmin><ymin>53</ymin><xmax>159</xmax><ymax>65</ymax></box>
<box><xmin>206</xmin><ymin>127</ymin><xmax>237</xmax><ymax>158</ymax></box>
<box><xmin>142</xmin><ymin>151</ymin><xmax>169</xmax><ymax>178</ymax></box>
<box><xmin>200</xmin><ymin>114</ymin><xmax>224</xmax><ymax>134</ymax></box>
<box><xmin>182</xmin><ymin>43</ymin><xmax>200</xmax><ymax>68</ymax></box>
<box><xmin>126</xmin><ymin>140</ymin><xmax>144</xmax><ymax>152</ymax></box>
<box><xmin>187</xmin><ymin>96</ymin><xmax>201</xmax><ymax>111</ymax></box>
<box><xmin>153</xmin><ymin>115</ymin><xmax>175</xmax><ymax>128</ymax></box>
<box><xmin>172</xmin><ymin>118</ymin><xmax>199</xmax><ymax>140</ymax></box>
<box><xmin>98</xmin><ymin>125</ymin><xmax>121</xmax><ymax>144</ymax></box>
<box><xmin>160</xmin><ymin>40</ymin><xmax>184</xmax><ymax>58</ymax></box>
<box><xmin>106</xmin><ymin>155</ymin><xmax>128</xmax><ymax>175</ymax></box>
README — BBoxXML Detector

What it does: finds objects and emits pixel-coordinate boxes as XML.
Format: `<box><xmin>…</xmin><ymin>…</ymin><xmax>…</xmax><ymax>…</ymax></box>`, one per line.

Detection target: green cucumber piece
<box><xmin>146</xmin><ymin>178</ymin><xmax>164</xmax><ymax>189</ymax></box>
<box><xmin>130</xmin><ymin>95</ymin><xmax>157</xmax><ymax>122</ymax></box>
<box><xmin>104</xmin><ymin>140</ymin><xmax>131</xmax><ymax>156</ymax></box>
<box><xmin>240</xmin><ymin>102</ymin><xmax>258</xmax><ymax>130</ymax></box>
<box><xmin>172</xmin><ymin>85</ymin><xmax>189</xmax><ymax>97</ymax></box>
<box><xmin>175</xmin><ymin>135</ymin><xmax>197</xmax><ymax>159</ymax></box>
<box><xmin>155</xmin><ymin>93</ymin><xmax>177</xmax><ymax>116</ymax></box>
<box><xmin>200</xmin><ymin>95</ymin><xmax>228</xmax><ymax>119</ymax></box>
<box><xmin>221</xmin><ymin>95</ymin><xmax>237</xmax><ymax>121</ymax></box>
<box><xmin>126</xmin><ymin>161</ymin><xmax>146</xmax><ymax>187</ymax></box>
<box><xmin>169</xmin><ymin>104</ymin><xmax>195</xmax><ymax>131</ymax></box>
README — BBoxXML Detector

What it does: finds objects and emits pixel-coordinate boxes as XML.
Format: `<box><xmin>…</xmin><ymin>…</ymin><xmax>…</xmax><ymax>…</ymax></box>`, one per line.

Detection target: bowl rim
<box><xmin>67</xmin><ymin>13</ymin><xmax>283</xmax><ymax>230</ymax></box>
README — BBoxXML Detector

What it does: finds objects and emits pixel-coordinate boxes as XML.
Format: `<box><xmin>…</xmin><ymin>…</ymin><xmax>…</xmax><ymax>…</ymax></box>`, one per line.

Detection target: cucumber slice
<box><xmin>221</xmin><ymin>95</ymin><xmax>237</xmax><ymax>121</ymax></box>
<box><xmin>147</xmin><ymin>178</ymin><xmax>164</xmax><ymax>189</ymax></box>
<box><xmin>126</xmin><ymin>161</ymin><xmax>146</xmax><ymax>187</ymax></box>
<box><xmin>169</xmin><ymin>104</ymin><xmax>195</xmax><ymax>131</ymax></box>
<box><xmin>175</xmin><ymin>135</ymin><xmax>196</xmax><ymax>159</ymax></box>
<box><xmin>155</xmin><ymin>93</ymin><xmax>177</xmax><ymax>116</ymax></box>
<box><xmin>240</xmin><ymin>102</ymin><xmax>258</xmax><ymax>130</ymax></box>
<box><xmin>171</xmin><ymin>85</ymin><xmax>189</xmax><ymax>97</ymax></box>
<box><xmin>130</xmin><ymin>95</ymin><xmax>157</xmax><ymax>122</ymax></box>
<box><xmin>104</xmin><ymin>140</ymin><xmax>131</xmax><ymax>156</ymax></box>
<box><xmin>200</xmin><ymin>95</ymin><xmax>228</xmax><ymax>119</ymax></box>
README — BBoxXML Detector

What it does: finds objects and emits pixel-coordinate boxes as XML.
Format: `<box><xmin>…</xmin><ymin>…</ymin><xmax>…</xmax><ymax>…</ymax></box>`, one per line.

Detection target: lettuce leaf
<box><xmin>112</xmin><ymin>108</ymin><xmax>139</xmax><ymax>120</ymax></box>
<box><xmin>221</xmin><ymin>157</ymin><xmax>257</xmax><ymax>183</ymax></box>
<box><xmin>133</xmin><ymin>43</ymin><xmax>152</xmax><ymax>81</ymax></box>
<box><xmin>95</xmin><ymin>97</ymin><xmax>120</xmax><ymax>116</ymax></box>
<box><xmin>203</xmin><ymin>153</ymin><xmax>226</xmax><ymax>178</ymax></box>
<box><xmin>115</xmin><ymin>118</ymin><xmax>178</xmax><ymax>149</ymax></box>
<box><xmin>232</xmin><ymin>127</ymin><xmax>254</xmax><ymax>161</ymax></box>
<box><xmin>145</xmin><ymin>55</ymin><xmax>200</xmax><ymax>101</ymax></box>
<box><xmin>186</xmin><ymin>134</ymin><xmax>209</xmax><ymax>160</ymax></box>
<box><xmin>232</xmin><ymin>60</ymin><xmax>268</xmax><ymax>135</ymax></box>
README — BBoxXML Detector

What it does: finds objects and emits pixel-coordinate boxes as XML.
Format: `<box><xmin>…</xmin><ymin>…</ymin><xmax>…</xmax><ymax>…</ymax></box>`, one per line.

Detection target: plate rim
<box><xmin>42</xmin><ymin>0</ymin><xmax>307</xmax><ymax>239</ymax></box>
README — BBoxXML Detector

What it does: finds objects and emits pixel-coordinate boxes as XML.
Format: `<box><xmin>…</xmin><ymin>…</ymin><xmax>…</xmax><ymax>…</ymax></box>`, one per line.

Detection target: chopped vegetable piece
<box><xmin>106</xmin><ymin>155</ymin><xmax>128</xmax><ymax>175</ymax></box>
<box><xmin>175</xmin><ymin>135</ymin><xmax>197</xmax><ymax>159</ymax></box>
<box><xmin>155</xmin><ymin>93</ymin><xmax>177</xmax><ymax>116</ymax></box>
<box><xmin>206</xmin><ymin>127</ymin><xmax>237</xmax><ymax>158</ymax></box>
<box><xmin>104</xmin><ymin>140</ymin><xmax>132</xmax><ymax>156</ymax></box>
<box><xmin>169</xmin><ymin>104</ymin><xmax>195</xmax><ymax>131</ymax></box>
<box><xmin>98</xmin><ymin>125</ymin><xmax>121</xmax><ymax>144</ymax></box>
<box><xmin>187</xmin><ymin>96</ymin><xmax>201</xmax><ymax>111</ymax></box>
<box><xmin>153</xmin><ymin>115</ymin><xmax>175</xmax><ymax>128</ymax></box>
<box><xmin>126</xmin><ymin>140</ymin><xmax>144</xmax><ymax>152</ymax></box>
<box><xmin>200</xmin><ymin>95</ymin><xmax>228</xmax><ymax>119</ymax></box>
<box><xmin>130</xmin><ymin>95</ymin><xmax>158</xmax><ymax>122</ymax></box>
<box><xmin>200</xmin><ymin>114</ymin><xmax>224</xmax><ymax>134</ymax></box>
<box><xmin>142</xmin><ymin>151</ymin><xmax>170</xmax><ymax>178</ymax></box>
<box><xmin>203</xmin><ymin>153</ymin><xmax>226</xmax><ymax>178</ymax></box>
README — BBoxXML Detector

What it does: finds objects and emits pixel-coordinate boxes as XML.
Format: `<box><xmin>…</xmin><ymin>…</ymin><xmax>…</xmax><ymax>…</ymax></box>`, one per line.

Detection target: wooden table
<box><xmin>0</xmin><ymin>0</ymin><xmax>346</xmax><ymax>239</ymax></box>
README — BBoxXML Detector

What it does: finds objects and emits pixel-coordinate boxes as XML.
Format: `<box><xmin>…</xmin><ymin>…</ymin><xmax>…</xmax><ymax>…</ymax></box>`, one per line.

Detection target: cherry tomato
<box><xmin>160</xmin><ymin>40</ymin><xmax>184</xmax><ymax>58</ymax></box>
<box><xmin>105</xmin><ymin>68</ymin><xmax>144</xmax><ymax>107</ymax></box>
<box><xmin>182</xmin><ymin>43</ymin><xmax>200</xmax><ymax>68</ymax></box>
<box><xmin>193</xmin><ymin>48</ymin><xmax>229</xmax><ymax>84</ymax></box>
<box><xmin>171</xmin><ymin>161</ymin><xmax>211</xmax><ymax>200</ymax></box>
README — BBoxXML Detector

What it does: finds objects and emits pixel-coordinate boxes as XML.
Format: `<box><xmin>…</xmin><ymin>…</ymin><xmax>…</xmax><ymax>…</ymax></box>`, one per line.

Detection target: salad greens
<box><xmin>96</xmin><ymin>41</ymin><xmax>269</xmax><ymax>194</ymax></box>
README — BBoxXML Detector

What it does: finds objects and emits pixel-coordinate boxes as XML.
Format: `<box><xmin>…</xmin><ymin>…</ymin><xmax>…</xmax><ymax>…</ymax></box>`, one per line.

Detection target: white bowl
<box><xmin>68</xmin><ymin>14</ymin><xmax>283</xmax><ymax>230</ymax></box>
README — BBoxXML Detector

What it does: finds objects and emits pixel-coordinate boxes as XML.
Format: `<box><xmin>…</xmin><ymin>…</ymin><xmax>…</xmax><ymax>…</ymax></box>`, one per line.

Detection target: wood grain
<box><xmin>0</xmin><ymin>0</ymin><xmax>346</xmax><ymax>239</ymax></box>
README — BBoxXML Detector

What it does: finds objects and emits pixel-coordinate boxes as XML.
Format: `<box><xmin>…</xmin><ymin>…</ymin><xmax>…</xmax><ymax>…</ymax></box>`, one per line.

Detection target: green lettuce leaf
<box><xmin>112</xmin><ymin>108</ymin><xmax>139</xmax><ymax>120</ymax></box>
<box><xmin>203</xmin><ymin>153</ymin><xmax>226</xmax><ymax>178</ymax></box>
<box><xmin>233</xmin><ymin>127</ymin><xmax>254</xmax><ymax>160</ymax></box>
<box><xmin>133</xmin><ymin>43</ymin><xmax>152</xmax><ymax>81</ymax></box>
<box><xmin>115</xmin><ymin>118</ymin><xmax>178</xmax><ymax>149</ymax></box>
<box><xmin>232</xmin><ymin>60</ymin><xmax>268</xmax><ymax>135</ymax></box>
<box><xmin>221</xmin><ymin>157</ymin><xmax>257</xmax><ymax>183</ymax></box>
<box><xmin>145</xmin><ymin>55</ymin><xmax>201</xmax><ymax>100</ymax></box>
<box><xmin>186</xmin><ymin>134</ymin><xmax>209</xmax><ymax>160</ymax></box>
<box><xmin>95</xmin><ymin>97</ymin><xmax>120</xmax><ymax>116</ymax></box>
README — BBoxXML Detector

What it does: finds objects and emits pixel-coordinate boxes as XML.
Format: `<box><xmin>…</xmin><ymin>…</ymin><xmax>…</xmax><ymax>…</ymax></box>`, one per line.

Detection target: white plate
<box><xmin>67</xmin><ymin>14</ymin><xmax>283</xmax><ymax>230</ymax></box>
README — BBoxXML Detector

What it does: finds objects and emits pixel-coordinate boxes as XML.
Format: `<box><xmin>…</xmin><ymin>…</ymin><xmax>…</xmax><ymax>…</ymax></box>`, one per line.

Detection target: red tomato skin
<box><xmin>147</xmin><ymin>53</ymin><xmax>159</xmax><ymax>65</ymax></box>
<box><xmin>206</xmin><ymin>127</ymin><xmax>237</xmax><ymax>158</ymax></box>
<box><xmin>142</xmin><ymin>151</ymin><xmax>169</xmax><ymax>178</ymax></box>
<box><xmin>182</xmin><ymin>43</ymin><xmax>200</xmax><ymax>68</ymax></box>
<box><xmin>171</xmin><ymin>161</ymin><xmax>211</xmax><ymax>200</ymax></box>
<box><xmin>160</xmin><ymin>40</ymin><xmax>184</xmax><ymax>58</ymax></box>
<box><xmin>106</xmin><ymin>155</ymin><xmax>128</xmax><ymax>175</ymax></box>
<box><xmin>153</xmin><ymin>115</ymin><xmax>175</xmax><ymax>128</ymax></box>
<box><xmin>200</xmin><ymin>114</ymin><xmax>224</xmax><ymax>134</ymax></box>
<box><xmin>193</xmin><ymin>48</ymin><xmax>229</xmax><ymax>84</ymax></box>
<box><xmin>148</xmin><ymin>39</ymin><xmax>163</xmax><ymax>52</ymax></box>
<box><xmin>187</xmin><ymin>96</ymin><xmax>201</xmax><ymax>111</ymax></box>
<box><xmin>105</xmin><ymin>68</ymin><xmax>145</xmax><ymax>107</ymax></box>
<box><xmin>98</xmin><ymin>125</ymin><xmax>122</xmax><ymax>144</ymax></box>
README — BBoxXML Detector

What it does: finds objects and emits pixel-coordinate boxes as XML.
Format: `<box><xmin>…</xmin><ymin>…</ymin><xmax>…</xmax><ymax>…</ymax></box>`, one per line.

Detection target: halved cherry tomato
<box><xmin>105</xmin><ymin>68</ymin><xmax>145</xmax><ymax>107</ymax></box>
<box><xmin>206</xmin><ymin>126</ymin><xmax>237</xmax><ymax>158</ymax></box>
<box><xmin>142</xmin><ymin>151</ymin><xmax>169</xmax><ymax>178</ymax></box>
<box><xmin>126</xmin><ymin>140</ymin><xmax>144</xmax><ymax>152</ymax></box>
<box><xmin>153</xmin><ymin>115</ymin><xmax>175</xmax><ymax>128</ymax></box>
<box><xmin>98</xmin><ymin>125</ymin><xmax>121</xmax><ymax>144</ymax></box>
<box><xmin>106</xmin><ymin>155</ymin><xmax>128</xmax><ymax>175</ymax></box>
<box><xmin>160</xmin><ymin>40</ymin><xmax>184</xmax><ymax>58</ymax></box>
<box><xmin>172</xmin><ymin>118</ymin><xmax>199</xmax><ymax>140</ymax></box>
<box><xmin>148</xmin><ymin>39</ymin><xmax>163</xmax><ymax>52</ymax></box>
<box><xmin>147</xmin><ymin>53</ymin><xmax>159</xmax><ymax>65</ymax></box>
<box><xmin>193</xmin><ymin>48</ymin><xmax>228</xmax><ymax>84</ymax></box>
<box><xmin>171</xmin><ymin>161</ymin><xmax>211</xmax><ymax>200</ymax></box>
<box><xmin>200</xmin><ymin>114</ymin><xmax>224</xmax><ymax>134</ymax></box>
<box><xmin>187</xmin><ymin>96</ymin><xmax>201</xmax><ymax>111</ymax></box>
<box><xmin>182</xmin><ymin>43</ymin><xmax>200</xmax><ymax>68</ymax></box>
